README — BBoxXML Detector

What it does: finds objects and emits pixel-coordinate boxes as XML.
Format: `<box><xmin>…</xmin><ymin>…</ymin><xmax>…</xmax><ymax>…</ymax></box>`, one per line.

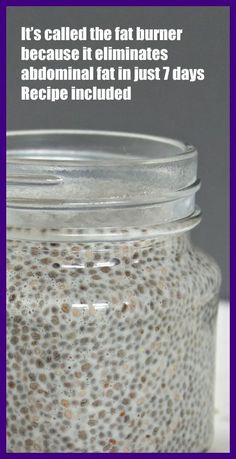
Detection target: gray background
<box><xmin>7</xmin><ymin>7</ymin><xmax>229</xmax><ymax>298</ymax></box>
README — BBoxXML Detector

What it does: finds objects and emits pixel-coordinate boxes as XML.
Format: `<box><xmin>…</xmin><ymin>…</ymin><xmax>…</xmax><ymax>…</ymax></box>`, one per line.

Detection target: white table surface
<box><xmin>209</xmin><ymin>301</ymin><xmax>230</xmax><ymax>453</ymax></box>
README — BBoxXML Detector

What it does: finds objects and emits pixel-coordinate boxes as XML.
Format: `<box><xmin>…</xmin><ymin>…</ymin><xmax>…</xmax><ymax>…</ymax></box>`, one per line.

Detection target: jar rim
<box><xmin>7</xmin><ymin>129</ymin><xmax>197</xmax><ymax>167</ymax></box>
<box><xmin>7</xmin><ymin>130</ymin><xmax>200</xmax><ymax>235</ymax></box>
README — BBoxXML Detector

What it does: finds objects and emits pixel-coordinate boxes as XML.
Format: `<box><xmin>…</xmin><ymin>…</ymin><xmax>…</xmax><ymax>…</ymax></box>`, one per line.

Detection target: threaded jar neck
<box><xmin>7</xmin><ymin>130</ymin><xmax>201</xmax><ymax>241</ymax></box>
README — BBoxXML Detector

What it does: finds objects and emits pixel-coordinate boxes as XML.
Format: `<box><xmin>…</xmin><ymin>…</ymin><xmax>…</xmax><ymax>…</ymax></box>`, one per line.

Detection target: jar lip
<box><xmin>7</xmin><ymin>129</ymin><xmax>197</xmax><ymax>167</ymax></box>
<box><xmin>7</xmin><ymin>130</ymin><xmax>199</xmax><ymax>231</ymax></box>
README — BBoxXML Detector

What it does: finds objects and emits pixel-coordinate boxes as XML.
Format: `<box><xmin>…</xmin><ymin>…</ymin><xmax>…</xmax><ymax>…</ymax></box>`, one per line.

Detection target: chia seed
<box><xmin>7</xmin><ymin>227</ymin><xmax>221</xmax><ymax>453</ymax></box>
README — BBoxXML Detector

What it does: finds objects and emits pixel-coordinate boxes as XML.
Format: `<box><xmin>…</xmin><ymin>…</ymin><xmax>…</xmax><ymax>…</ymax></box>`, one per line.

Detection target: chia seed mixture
<box><xmin>7</xmin><ymin>226</ymin><xmax>221</xmax><ymax>452</ymax></box>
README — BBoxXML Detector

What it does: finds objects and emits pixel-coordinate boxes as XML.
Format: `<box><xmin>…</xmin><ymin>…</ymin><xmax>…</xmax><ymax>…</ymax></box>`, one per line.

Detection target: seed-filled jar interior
<box><xmin>7</xmin><ymin>131</ymin><xmax>221</xmax><ymax>453</ymax></box>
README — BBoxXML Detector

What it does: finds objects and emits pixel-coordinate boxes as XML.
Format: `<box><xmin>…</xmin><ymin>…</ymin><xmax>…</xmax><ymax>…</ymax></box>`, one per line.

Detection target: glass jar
<box><xmin>7</xmin><ymin>131</ymin><xmax>221</xmax><ymax>453</ymax></box>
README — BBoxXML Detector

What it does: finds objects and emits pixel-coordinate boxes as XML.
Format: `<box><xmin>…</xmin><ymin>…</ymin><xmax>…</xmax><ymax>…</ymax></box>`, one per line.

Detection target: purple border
<box><xmin>0</xmin><ymin>0</ymin><xmax>232</xmax><ymax>457</ymax></box>
<box><xmin>0</xmin><ymin>0</ymin><xmax>233</xmax><ymax>5</ymax></box>
<box><xmin>0</xmin><ymin>0</ymin><xmax>7</xmax><ymax>456</ymax></box>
